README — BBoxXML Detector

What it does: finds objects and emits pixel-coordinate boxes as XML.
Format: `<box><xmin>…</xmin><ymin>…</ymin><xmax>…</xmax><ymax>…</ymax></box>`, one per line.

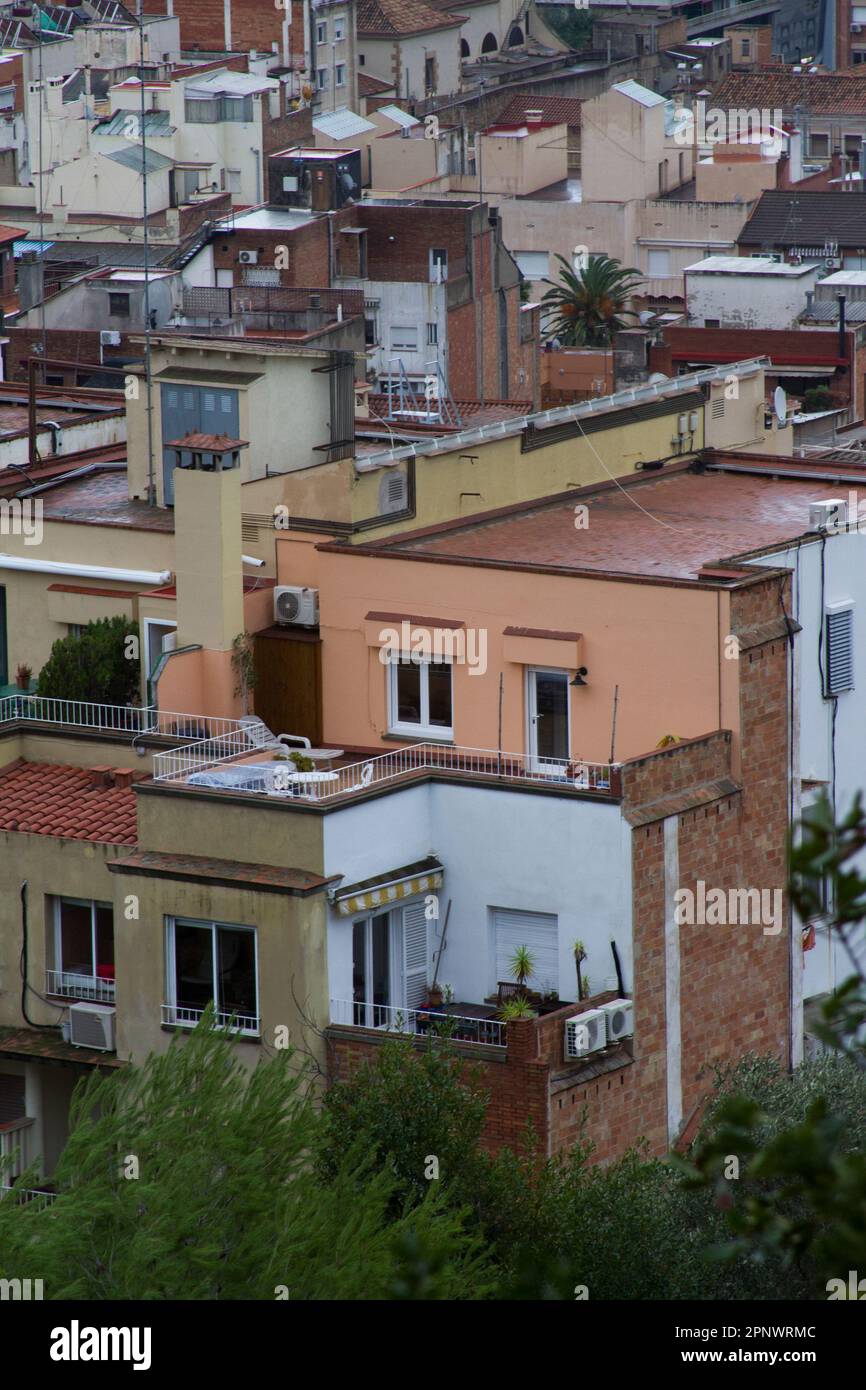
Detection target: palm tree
<box><xmin>541</xmin><ymin>253</ymin><xmax>643</xmax><ymax>348</ymax></box>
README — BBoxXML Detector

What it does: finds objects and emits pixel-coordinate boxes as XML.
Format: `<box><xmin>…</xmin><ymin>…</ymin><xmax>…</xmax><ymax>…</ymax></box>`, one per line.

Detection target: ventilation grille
<box><xmin>711</xmin><ymin>398</ymin><xmax>725</xmax><ymax>419</ymax></box>
<box><xmin>826</xmin><ymin>607</ymin><xmax>854</xmax><ymax>695</ymax></box>
<box><xmin>378</xmin><ymin>469</ymin><xmax>408</xmax><ymax>515</ymax></box>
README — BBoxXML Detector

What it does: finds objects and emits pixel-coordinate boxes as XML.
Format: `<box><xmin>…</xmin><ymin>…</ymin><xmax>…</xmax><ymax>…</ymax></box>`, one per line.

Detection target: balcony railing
<box><xmin>0</xmin><ymin>1118</ymin><xmax>34</xmax><ymax>1181</ymax></box>
<box><xmin>46</xmin><ymin>970</ymin><xmax>115</xmax><ymax>1004</ymax></box>
<box><xmin>330</xmin><ymin>997</ymin><xmax>507</xmax><ymax>1048</ymax></box>
<box><xmin>0</xmin><ymin>694</ymin><xmax>253</xmax><ymax>743</ymax></box>
<box><xmin>153</xmin><ymin>737</ymin><xmax>618</xmax><ymax>800</ymax></box>
<box><xmin>161</xmin><ymin>1004</ymin><xmax>260</xmax><ymax>1036</ymax></box>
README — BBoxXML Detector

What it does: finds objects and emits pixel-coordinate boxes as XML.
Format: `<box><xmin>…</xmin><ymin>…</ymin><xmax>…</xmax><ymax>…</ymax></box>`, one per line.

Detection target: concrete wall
<box><xmin>686</xmin><ymin>264</ymin><xmax>820</xmax><ymax>331</ymax></box>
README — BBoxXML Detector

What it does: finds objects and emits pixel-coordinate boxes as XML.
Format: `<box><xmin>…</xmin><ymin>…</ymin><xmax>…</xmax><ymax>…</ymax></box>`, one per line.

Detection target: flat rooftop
<box><xmin>686</xmin><ymin>256</ymin><xmax>819</xmax><ymax>275</ymax></box>
<box><xmin>382</xmin><ymin>458</ymin><xmax>866</xmax><ymax>582</ymax></box>
<box><xmin>31</xmin><ymin>468</ymin><xmax>175</xmax><ymax>532</ymax></box>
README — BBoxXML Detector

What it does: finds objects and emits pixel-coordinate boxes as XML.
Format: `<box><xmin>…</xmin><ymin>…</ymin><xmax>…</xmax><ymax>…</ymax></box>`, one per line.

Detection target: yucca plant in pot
<box><xmin>498</xmin><ymin>996</ymin><xmax>537</xmax><ymax>1022</ymax></box>
<box><xmin>508</xmin><ymin>943</ymin><xmax>536</xmax><ymax>999</ymax></box>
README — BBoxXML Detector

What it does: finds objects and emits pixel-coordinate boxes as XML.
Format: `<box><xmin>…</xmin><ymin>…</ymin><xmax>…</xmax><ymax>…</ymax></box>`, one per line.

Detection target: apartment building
<box><xmin>356</xmin><ymin>0</ymin><xmax>464</xmax><ymax>103</ymax></box>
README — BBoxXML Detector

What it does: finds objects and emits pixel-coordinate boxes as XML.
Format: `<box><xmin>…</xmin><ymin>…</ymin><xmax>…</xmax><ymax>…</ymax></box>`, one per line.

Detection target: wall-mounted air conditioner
<box><xmin>602</xmin><ymin>998</ymin><xmax>634</xmax><ymax>1042</ymax></box>
<box><xmin>68</xmin><ymin>1002</ymin><xmax>116</xmax><ymax>1052</ymax></box>
<box><xmin>238</xmin><ymin>249</ymin><xmax>259</xmax><ymax>265</ymax></box>
<box><xmin>100</xmin><ymin>329</ymin><xmax>121</xmax><ymax>346</ymax></box>
<box><xmin>564</xmin><ymin>1008</ymin><xmax>606</xmax><ymax>1060</ymax></box>
<box><xmin>809</xmin><ymin>498</ymin><xmax>847</xmax><ymax>532</ymax></box>
<box><xmin>274</xmin><ymin>585</ymin><xmax>320</xmax><ymax>627</ymax></box>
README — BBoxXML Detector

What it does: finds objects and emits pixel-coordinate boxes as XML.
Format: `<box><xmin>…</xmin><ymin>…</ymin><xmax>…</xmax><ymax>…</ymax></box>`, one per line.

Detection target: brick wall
<box><xmin>3</xmin><ymin>328</ymin><xmax>136</xmax><ymax>383</ymax></box>
<box><xmin>211</xmin><ymin>218</ymin><xmax>332</xmax><ymax>288</ymax></box>
<box><xmin>157</xmin><ymin>0</ymin><xmax>306</xmax><ymax>58</ymax></box>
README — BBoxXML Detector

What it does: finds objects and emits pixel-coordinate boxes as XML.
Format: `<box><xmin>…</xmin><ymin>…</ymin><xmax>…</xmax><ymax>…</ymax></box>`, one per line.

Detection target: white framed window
<box><xmin>647</xmin><ymin>248</ymin><xmax>671</xmax><ymax>277</ymax></box>
<box><xmin>826</xmin><ymin>603</ymin><xmax>854</xmax><ymax>695</ymax></box>
<box><xmin>164</xmin><ymin>917</ymin><xmax>259</xmax><ymax>1035</ymax></box>
<box><xmin>351</xmin><ymin>900</ymin><xmax>430</xmax><ymax>1025</ymax></box>
<box><xmin>49</xmin><ymin>898</ymin><xmax>115</xmax><ymax>1002</ymax></box>
<box><xmin>429</xmin><ymin>246</ymin><xmax>448</xmax><ymax>282</ymax></box>
<box><xmin>316</xmin><ymin>21</ymin><xmax>327</xmax><ymax>43</ymax></box>
<box><xmin>514</xmin><ymin>249</ymin><xmax>549</xmax><ymax>280</ymax></box>
<box><xmin>387</xmin><ymin>655</ymin><xmax>453</xmax><ymax>737</ymax></box>
<box><xmin>0</xmin><ymin>86</ymin><xmax>15</xmax><ymax>111</ymax></box>
<box><xmin>317</xmin><ymin>67</ymin><xmax>328</xmax><ymax>91</ymax></box>
<box><xmin>334</xmin><ymin>18</ymin><xmax>345</xmax><ymax>41</ymax></box>
<box><xmin>390</xmin><ymin>324</ymin><xmax>418</xmax><ymax>351</ymax></box>
<box><xmin>491</xmin><ymin>907</ymin><xmax>559</xmax><ymax>995</ymax></box>
<box><xmin>335</xmin><ymin>63</ymin><xmax>346</xmax><ymax>87</ymax></box>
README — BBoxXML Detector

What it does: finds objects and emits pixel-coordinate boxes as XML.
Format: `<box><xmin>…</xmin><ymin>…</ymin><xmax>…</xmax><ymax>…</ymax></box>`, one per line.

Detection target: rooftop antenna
<box><xmin>137</xmin><ymin>0</ymin><xmax>157</xmax><ymax>506</ymax></box>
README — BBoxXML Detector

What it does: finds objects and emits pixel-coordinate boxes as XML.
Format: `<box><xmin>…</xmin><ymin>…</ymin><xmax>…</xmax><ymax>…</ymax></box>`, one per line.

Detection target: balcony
<box><xmin>175</xmin><ymin>285</ymin><xmax>365</xmax><ymax>339</ymax></box>
<box><xmin>45</xmin><ymin>970</ymin><xmax>115</xmax><ymax>1004</ymax></box>
<box><xmin>0</xmin><ymin>694</ymin><xmax>251</xmax><ymax>743</ymax></box>
<box><xmin>161</xmin><ymin>1004</ymin><xmax>260</xmax><ymax>1037</ymax></box>
<box><xmin>330</xmin><ymin>997</ymin><xmax>507</xmax><ymax>1048</ymax></box>
<box><xmin>153</xmin><ymin>738</ymin><xmax>620</xmax><ymax>802</ymax></box>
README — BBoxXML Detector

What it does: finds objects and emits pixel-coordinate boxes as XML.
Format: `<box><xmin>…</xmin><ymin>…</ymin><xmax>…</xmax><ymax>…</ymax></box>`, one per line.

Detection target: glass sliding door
<box><xmin>527</xmin><ymin>669</ymin><xmax>570</xmax><ymax>774</ymax></box>
<box><xmin>352</xmin><ymin>912</ymin><xmax>391</xmax><ymax>1026</ymax></box>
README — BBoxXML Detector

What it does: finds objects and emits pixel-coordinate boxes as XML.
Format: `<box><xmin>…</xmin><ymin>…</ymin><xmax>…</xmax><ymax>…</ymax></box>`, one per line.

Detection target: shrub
<box><xmin>37</xmin><ymin>616</ymin><xmax>140</xmax><ymax>705</ymax></box>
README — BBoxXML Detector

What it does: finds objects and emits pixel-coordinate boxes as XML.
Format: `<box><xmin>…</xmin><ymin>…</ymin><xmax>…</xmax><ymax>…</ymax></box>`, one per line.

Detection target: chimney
<box><xmin>113</xmin><ymin>768</ymin><xmax>135</xmax><ymax>790</ymax></box>
<box><xmin>805</xmin><ymin>289</ymin><xmax>814</xmax><ymax>315</ymax></box>
<box><xmin>88</xmin><ymin>766</ymin><xmax>113</xmax><ymax>789</ymax></box>
<box><xmin>172</xmin><ymin>443</ymin><xmax>246</xmax><ymax>655</ymax></box>
<box><xmin>524</xmin><ymin>109</ymin><xmax>543</xmax><ymax>128</ymax></box>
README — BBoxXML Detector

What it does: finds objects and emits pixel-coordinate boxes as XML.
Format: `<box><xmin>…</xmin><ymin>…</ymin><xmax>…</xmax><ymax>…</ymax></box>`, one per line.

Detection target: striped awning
<box><xmin>335</xmin><ymin>857</ymin><xmax>444</xmax><ymax>916</ymax></box>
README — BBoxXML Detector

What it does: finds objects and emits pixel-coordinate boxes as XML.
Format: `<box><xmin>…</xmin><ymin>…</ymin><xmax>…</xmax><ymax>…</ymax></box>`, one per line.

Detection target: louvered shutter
<box><xmin>402</xmin><ymin>901</ymin><xmax>429</xmax><ymax>1010</ymax></box>
<box><xmin>493</xmin><ymin>909</ymin><xmax>559</xmax><ymax>994</ymax></box>
<box><xmin>826</xmin><ymin>607</ymin><xmax>854</xmax><ymax>695</ymax></box>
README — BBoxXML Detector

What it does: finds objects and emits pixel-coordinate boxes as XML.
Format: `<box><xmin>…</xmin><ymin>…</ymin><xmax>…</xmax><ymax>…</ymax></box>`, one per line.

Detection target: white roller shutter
<box><xmin>493</xmin><ymin>908</ymin><xmax>559</xmax><ymax>993</ymax></box>
<box><xmin>402</xmin><ymin>901</ymin><xmax>429</xmax><ymax>1009</ymax></box>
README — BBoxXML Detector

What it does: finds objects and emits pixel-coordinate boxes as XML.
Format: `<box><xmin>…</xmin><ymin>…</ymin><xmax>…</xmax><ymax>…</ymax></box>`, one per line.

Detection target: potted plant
<box><xmin>508</xmin><ymin>943</ymin><xmax>536</xmax><ymax>998</ymax></box>
<box><xmin>275</xmin><ymin>749</ymin><xmax>316</xmax><ymax>773</ymax></box>
<box><xmin>498</xmin><ymin>997</ymin><xmax>537</xmax><ymax>1022</ymax></box>
<box><xmin>573</xmin><ymin>940</ymin><xmax>587</xmax><ymax>1001</ymax></box>
<box><xmin>425</xmin><ymin>982</ymin><xmax>444</xmax><ymax>1010</ymax></box>
<box><xmin>15</xmin><ymin>663</ymin><xmax>32</xmax><ymax>691</ymax></box>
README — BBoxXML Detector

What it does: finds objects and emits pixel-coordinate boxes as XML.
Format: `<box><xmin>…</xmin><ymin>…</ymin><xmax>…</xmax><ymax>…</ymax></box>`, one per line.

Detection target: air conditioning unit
<box><xmin>100</xmin><ymin>329</ymin><xmax>121</xmax><ymax>346</ymax></box>
<box><xmin>274</xmin><ymin>585</ymin><xmax>319</xmax><ymax>626</ymax></box>
<box><xmin>809</xmin><ymin>498</ymin><xmax>848</xmax><ymax>532</ymax></box>
<box><xmin>825</xmin><ymin>255</ymin><xmax>842</xmax><ymax>269</ymax></box>
<box><xmin>238</xmin><ymin>249</ymin><xmax>259</xmax><ymax>266</ymax></box>
<box><xmin>602</xmin><ymin>997</ymin><xmax>634</xmax><ymax>1042</ymax></box>
<box><xmin>68</xmin><ymin>1002</ymin><xmax>116</xmax><ymax>1052</ymax></box>
<box><xmin>564</xmin><ymin>1008</ymin><xmax>606</xmax><ymax>1060</ymax></box>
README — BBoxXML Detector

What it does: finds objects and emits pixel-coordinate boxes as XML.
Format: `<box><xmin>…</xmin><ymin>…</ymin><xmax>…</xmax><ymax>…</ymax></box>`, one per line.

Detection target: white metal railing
<box><xmin>0</xmin><ymin>1118</ymin><xmax>34</xmax><ymax>1181</ymax></box>
<box><xmin>45</xmin><ymin>970</ymin><xmax>115</xmax><ymax>1004</ymax></box>
<box><xmin>161</xmin><ymin>1004</ymin><xmax>260</xmax><ymax>1036</ymax></box>
<box><xmin>0</xmin><ymin>694</ymin><xmax>248</xmax><ymax>743</ymax></box>
<box><xmin>329</xmin><ymin>997</ymin><xmax>507</xmax><ymax>1047</ymax></box>
<box><xmin>154</xmin><ymin>738</ymin><xmax>617</xmax><ymax>799</ymax></box>
<box><xmin>0</xmin><ymin>1184</ymin><xmax>55</xmax><ymax>1206</ymax></box>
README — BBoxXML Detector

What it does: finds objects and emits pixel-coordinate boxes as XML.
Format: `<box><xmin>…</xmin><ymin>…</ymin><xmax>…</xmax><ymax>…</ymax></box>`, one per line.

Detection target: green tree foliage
<box><xmin>538</xmin><ymin>6</ymin><xmax>593</xmax><ymax>51</ymax></box>
<box><xmin>0</xmin><ymin>1015</ymin><xmax>491</xmax><ymax>1300</ymax></box>
<box><xmin>36</xmin><ymin>616</ymin><xmax>140</xmax><ymax>705</ymax></box>
<box><xmin>541</xmin><ymin>253</ymin><xmax>643</xmax><ymax>347</ymax></box>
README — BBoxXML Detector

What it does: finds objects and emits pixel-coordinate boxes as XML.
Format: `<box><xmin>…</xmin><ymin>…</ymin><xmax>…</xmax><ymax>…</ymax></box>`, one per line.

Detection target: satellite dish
<box><xmin>774</xmin><ymin>387</ymin><xmax>788</xmax><ymax>424</ymax></box>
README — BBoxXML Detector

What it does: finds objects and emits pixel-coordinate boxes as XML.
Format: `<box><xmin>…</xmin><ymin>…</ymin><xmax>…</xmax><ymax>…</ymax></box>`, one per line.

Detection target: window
<box><xmin>741</xmin><ymin>38</ymin><xmax>751</xmax><ymax>56</ymax></box>
<box><xmin>317</xmin><ymin>20</ymin><xmax>327</xmax><ymax>43</ymax></box>
<box><xmin>705</xmin><ymin>317</ymin><xmax>721</xmax><ymax>328</ymax></box>
<box><xmin>317</xmin><ymin>67</ymin><xmax>328</xmax><ymax>91</ymax></box>
<box><xmin>335</xmin><ymin>63</ymin><xmax>346</xmax><ymax>87</ymax></box>
<box><xmin>364</xmin><ymin>316</ymin><xmax>377</xmax><ymax>346</ymax></box>
<box><xmin>647</xmin><ymin>248</ymin><xmax>671</xmax><ymax>277</ymax></box>
<box><xmin>844</xmin><ymin>133</ymin><xmax>862</xmax><ymax>156</ymax></box>
<box><xmin>351</xmin><ymin>900</ymin><xmax>430</xmax><ymax>1024</ymax></box>
<box><xmin>424</xmin><ymin>55</ymin><xmax>436</xmax><ymax>95</ymax></box>
<box><xmin>50</xmin><ymin>898</ymin><xmax>115</xmax><ymax>1001</ymax></box>
<box><xmin>429</xmin><ymin>246</ymin><xmax>448</xmax><ymax>282</ymax></box>
<box><xmin>426</xmin><ymin>321</ymin><xmax>438</xmax><ymax>346</ymax></box>
<box><xmin>492</xmin><ymin>908</ymin><xmax>558</xmax><ymax>995</ymax></box>
<box><xmin>825</xmin><ymin>604</ymin><xmax>854</xmax><ymax>694</ymax></box>
<box><xmin>359</xmin><ymin>53</ymin><xmax>365</xmax><ymax>66</ymax></box>
<box><xmin>388</xmin><ymin>655</ymin><xmax>453</xmax><ymax>736</ymax></box>
<box><xmin>810</xmin><ymin>132</ymin><xmax>830</xmax><ymax>157</ymax></box>
<box><xmin>514</xmin><ymin>249</ymin><xmax>549</xmax><ymax>280</ymax></box>
<box><xmin>390</xmin><ymin>324</ymin><xmax>418</xmax><ymax>352</ymax></box>
<box><xmin>0</xmin><ymin>85</ymin><xmax>14</xmax><ymax>111</ymax></box>
<box><xmin>108</xmin><ymin>292</ymin><xmax>130</xmax><ymax>317</ymax></box>
<box><xmin>67</xmin><ymin>623</ymin><xmax>85</xmax><ymax>639</ymax></box>
<box><xmin>226</xmin><ymin>168</ymin><xmax>242</xmax><ymax>194</ymax></box>
<box><xmin>165</xmin><ymin>918</ymin><xmax>259</xmax><ymax>1033</ymax></box>
<box><xmin>334</xmin><ymin>18</ymin><xmax>344</xmax><ymax>40</ymax></box>
<box><xmin>185</xmin><ymin>95</ymin><xmax>219</xmax><ymax>123</ymax></box>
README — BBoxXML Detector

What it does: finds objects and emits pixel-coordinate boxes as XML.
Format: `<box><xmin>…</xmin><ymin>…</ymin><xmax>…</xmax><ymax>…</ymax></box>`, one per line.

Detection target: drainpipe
<box><xmin>837</xmin><ymin>291</ymin><xmax>846</xmax><ymax>362</ymax></box>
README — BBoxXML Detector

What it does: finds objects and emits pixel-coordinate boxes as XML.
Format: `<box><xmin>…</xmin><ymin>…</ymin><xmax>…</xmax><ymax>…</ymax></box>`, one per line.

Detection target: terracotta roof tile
<box><xmin>0</xmin><ymin>760</ymin><xmax>138</xmax><ymax>844</ymax></box>
<box><xmin>496</xmin><ymin>94</ymin><xmax>582</xmax><ymax>127</ymax></box>
<box><xmin>358</xmin><ymin>0</ymin><xmax>465</xmax><ymax>35</ymax></box>
<box><xmin>713</xmin><ymin>68</ymin><xmax>866</xmax><ymax>115</ymax></box>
